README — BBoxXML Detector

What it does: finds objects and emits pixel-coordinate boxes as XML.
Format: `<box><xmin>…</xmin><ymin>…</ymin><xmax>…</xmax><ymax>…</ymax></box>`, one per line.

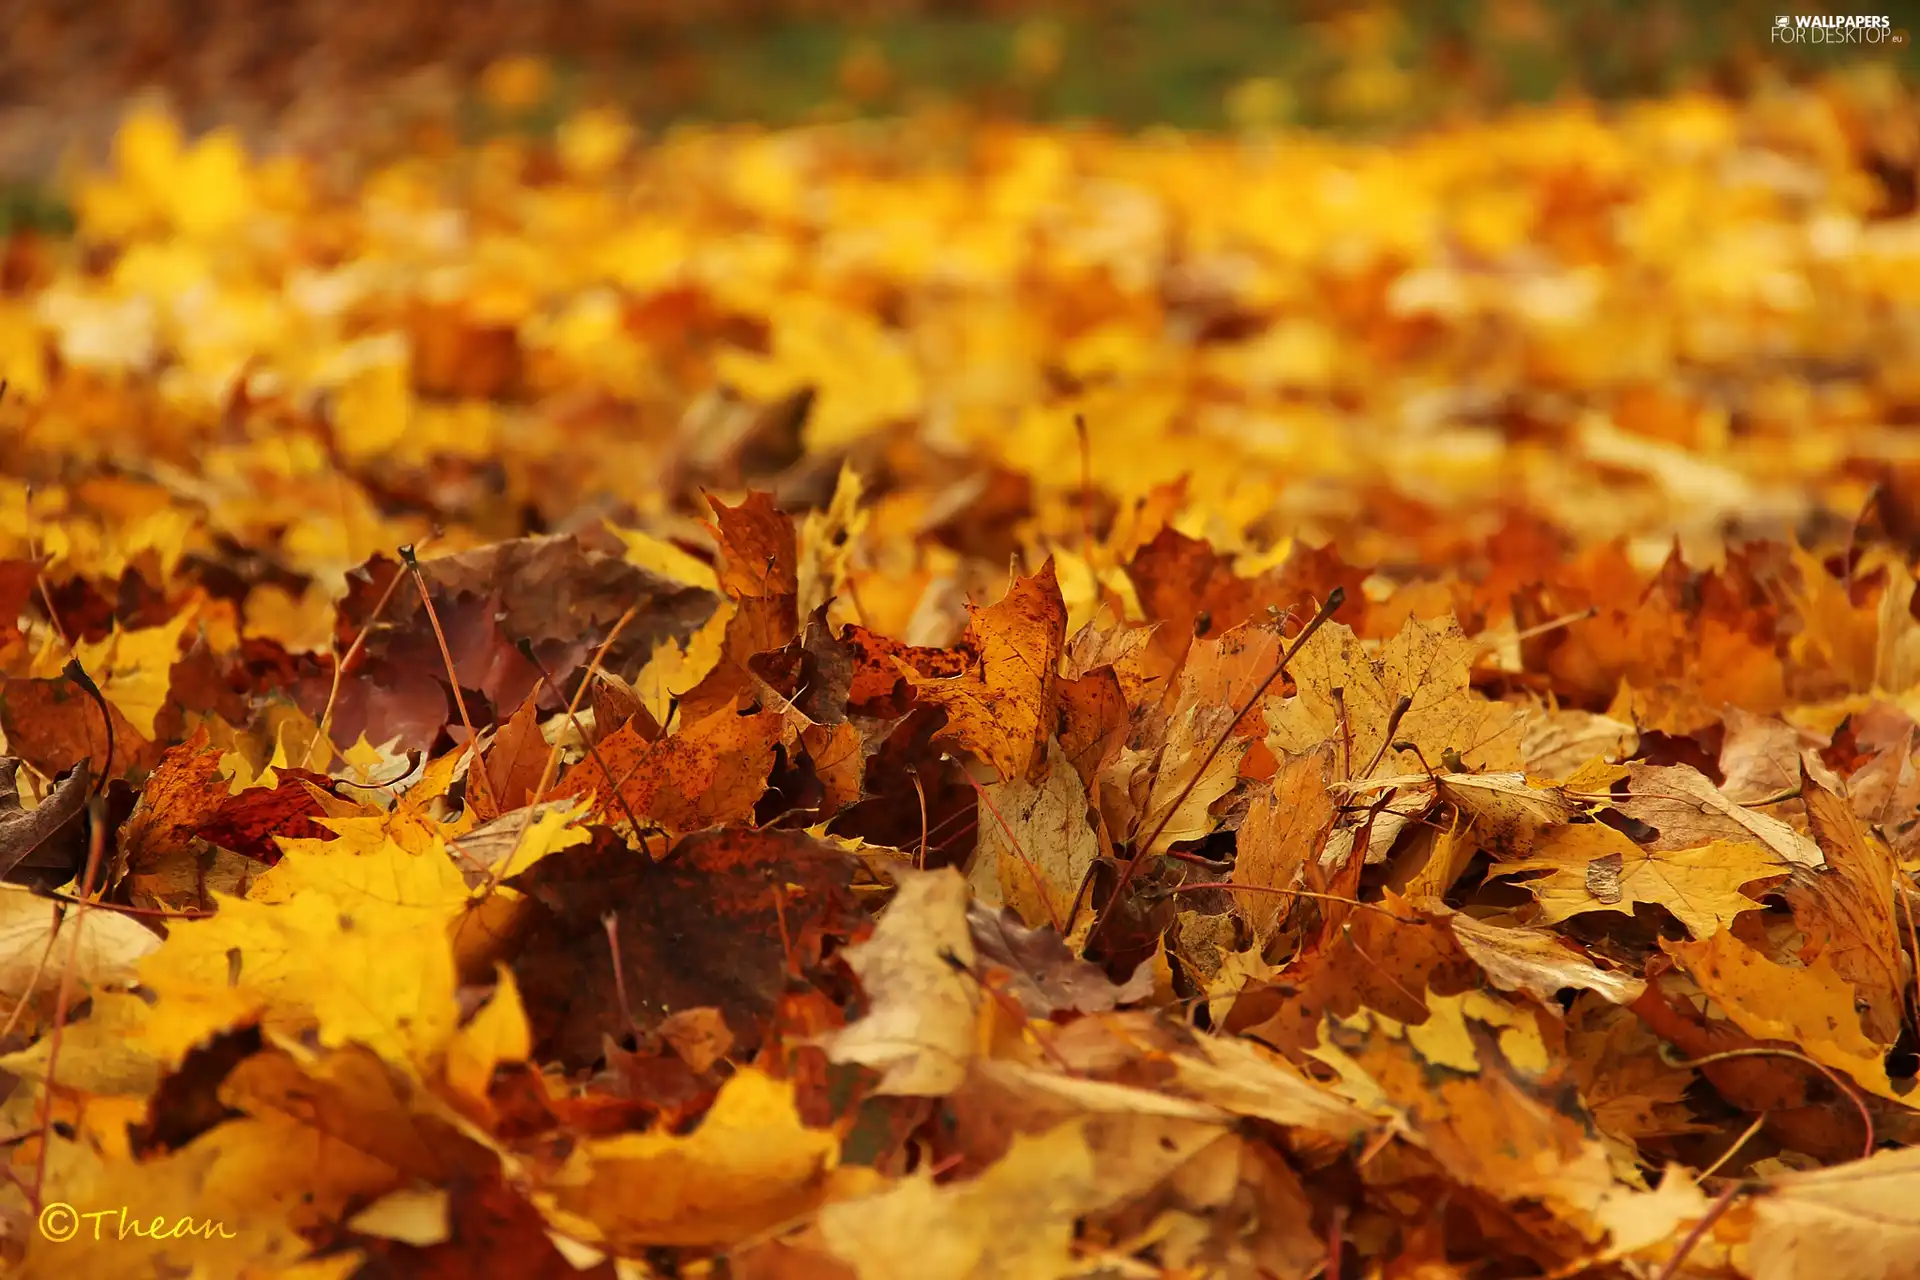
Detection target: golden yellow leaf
<box><xmin>1499</xmin><ymin>827</ymin><xmax>1784</xmax><ymax>938</ymax></box>
<box><xmin>535</xmin><ymin>1067</ymin><xmax>838</xmax><ymax>1249</ymax></box>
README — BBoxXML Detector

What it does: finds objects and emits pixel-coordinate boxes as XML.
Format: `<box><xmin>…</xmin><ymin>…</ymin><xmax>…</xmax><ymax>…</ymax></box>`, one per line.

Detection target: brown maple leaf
<box><xmin>506</xmin><ymin>826</ymin><xmax>869</xmax><ymax>1066</ymax></box>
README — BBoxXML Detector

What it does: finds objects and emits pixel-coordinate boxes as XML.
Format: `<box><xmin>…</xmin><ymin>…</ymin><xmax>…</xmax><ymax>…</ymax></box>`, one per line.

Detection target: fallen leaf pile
<box><xmin>2</xmin><ymin>74</ymin><xmax>1920</xmax><ymax>1278</ymax></box>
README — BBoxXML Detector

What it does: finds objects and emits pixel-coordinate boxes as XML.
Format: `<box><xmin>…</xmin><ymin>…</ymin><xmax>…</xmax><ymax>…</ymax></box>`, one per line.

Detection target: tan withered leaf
<box><xmin>1098</xmin><ymin>690</ymin><xmax>1251</xmax><ymax>861</ymax></box>
<box><xmin>975</xmin><ymin>737</ymin><xmax>1098</xmax><ymax>930</ymax></box>
<box><xmin>1265</xmin><ymin>613</ymin><xmax>1528</xmax><ymax>782</ymax></box>
<box><xmin>1497</xmin><ymin>825</ymin><xmax>1786</xmax><ymax>938</ymax></box>
<box><xmin>1232</xmin><ymin>744</ymin><xmax>1336</xmax><ymax>942</ymax></box>
<box><xmin>1446</xmin><ymin>913</ymin><xmax>1646</xmax><ymax>1007</ymax></box>
<box><xmin>908</xmin><ymin>558</ymin><xmax>1067</xmax><ymax>783</ymax></box>
<box><xmin>1664</xmin><ymin>931</ymin><xmax>1901</xmax><ymax>1100</ymax></box>
<box><xmin>1434</xmin><ymin>771</ymin><xmax>1587</xmax><ymax>858</ymax></box>
<box><xmin>1521</xmin><ymin>708</ymin><xmax>1639</xmax><ymax>779</ymax></box>
<box><xmin>1784</xmin><ymin>766</ymin><xmax>1908</xmax><ymax>1044</ymax></box>
<box><xmin>823</xmin><ymin>867</ymin><xmax>980</xmax><ymax>1096</ymax></box>
<box><xmin>1717</xmin><ymin>707</ymin><xmax>1805</xmax><ymax>803</ymax></box>
<box><xmin>1586</xmin><ymin>763</ymin><xmax>1824</xmax><ymax>867</ymax></box>
<box><xmin>1746</xmin><ymin>1146</ymin><xmax>1920</xmax><ymax>1280</ymax></box>
<box><xmin>817</xmin><ymin>1120</ymin><xmax>1108</xmax><ymax>1280</ymax></box>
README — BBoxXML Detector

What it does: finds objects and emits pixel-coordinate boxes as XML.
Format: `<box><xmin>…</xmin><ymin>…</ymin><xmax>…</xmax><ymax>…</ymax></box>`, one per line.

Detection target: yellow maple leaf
<box><xmin>1665</xmin><ymin>931</ymin><xmax>1900</xmax><ymax>1100</ymax></box>
<box><xmin>535</xmin><ymin>1068</ymin><xmax>839</xmax><ymax>1249</ymax></box>
<box><xmin>1499</xmin><ymin>827</ymin><xmax>1786</xmax><ymax>938</ymax></box>
<box><xmin>73</xmin><ymin>610</ymin><xmax>194</xmax><ymax>739</ymax></box>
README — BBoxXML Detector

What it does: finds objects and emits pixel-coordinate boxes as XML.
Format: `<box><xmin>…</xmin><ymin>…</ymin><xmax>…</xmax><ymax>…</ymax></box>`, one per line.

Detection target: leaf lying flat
<box><xmin>507</xmin><ymin>826</ymin><xmax>868</xmax><ymax>1067</ymax></box>
<box><xmin>1498</xmin><ymin>826</ymin><xmax>1786</xmax><ymax>938</ymax></box>
<box><xmin>1265</xmin><ymin>614</ymin><xmax>1528</xmax><ymax>782</ymax></box>
<box><xmin>1748</xmin><ymin>1146</ymin><xmax>1920</xmax><ymax>1280</ymax></box>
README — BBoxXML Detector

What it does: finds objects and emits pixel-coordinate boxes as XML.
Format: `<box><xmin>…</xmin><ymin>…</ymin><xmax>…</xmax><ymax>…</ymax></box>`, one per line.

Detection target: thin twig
<box><xmin>399</xmin><ymin>542</ymin><xmax>497</xmax><ymax>814</ymax></box>
<box><xmin>602</xmin><ymin>911</ymin><xmax>636</xmax><ymax>1032</ymax></box>
<box><xmin>530</xmin><ymin>605</ymin><xmax>637</xmax><ymax>805</ymax></box>
<box><xmin>910</xmin><ymin>766</ymin><xmax>930</xmax><ymax>871</ymax></box>
<box><xmin>1651</xmin><ymin>1179</ymin><xmax>1745</xmax><ymax>1280</ymax></box>
<box><xmin>308</xmin><ymin>558</ymin><xmax>414</xmax><ymax>770</ymax></box>
<box><xmin>964</xmin><ymin>769</ymin><xmax>1064</xmax><ymax>933</ymax></box>
<box><xmin>32</xmin><ymin>794</ymin><xmax>108</xmax><ymax>1210</ymax></box>
<box><xmin>1696</xmin><ymin>1112</ymin><xmax>1767</xmax><ymax>1182</ymax></box>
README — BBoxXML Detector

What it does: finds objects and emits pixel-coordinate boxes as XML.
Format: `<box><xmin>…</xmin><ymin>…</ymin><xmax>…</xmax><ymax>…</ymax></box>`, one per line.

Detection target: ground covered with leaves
<box><xmin>2</xmin><ymin>68</ymin><xmax>1920</xmax><ymax>1279</ymax></box>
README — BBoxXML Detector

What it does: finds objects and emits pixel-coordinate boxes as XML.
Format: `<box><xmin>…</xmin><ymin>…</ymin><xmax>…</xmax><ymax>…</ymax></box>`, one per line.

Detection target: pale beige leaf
<box><xmin>823</xmin><ymin>866</ymin><xmax>980</xmax><ymax>1096</ymax></box>
<box><xmin>1265</xmin><ymin>614</ymin><xmax>1528</xmax><ymax>783</ymax></box>
<box><xmin>1447</xmin><ymin>913</ymin><xmax>1645</xmax><ymax>1007</ymax></box>
<box><xmin>1522</xmin><ymin>709</ymin><xmax>1639</xmax><ymax>779</ymax></box>
<box><xmin>976</xmin><ymin>737</ymin><xmax>1099</xmax><ymax>929</ymax></box>
<box><xmin>819</xmin><ymin>1121</ymin><xmax>1106</xmax><ymax>1280</ymax></box>
<box><xmin>0</xmin><ymin>885</ymin><xmax>160</xmax><ymax>998</ymax></box>
<box><xmin>1171</xmin><ymin>1035</ymin><xmax>1376</xmax><ymax>1140</ymax></box>
<box><xmin>1749</xmin><ymin>1146</ymin><xmax>1920</xmax><ymax>1280</ymax></box>
<box><xmin>1586</xmin><ymin>763</ymin><xmax>1823</xmax><ymax>868</ymax></box>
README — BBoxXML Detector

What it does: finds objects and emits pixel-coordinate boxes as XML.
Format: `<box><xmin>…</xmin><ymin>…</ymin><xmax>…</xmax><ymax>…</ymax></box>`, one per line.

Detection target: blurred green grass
<box><xmin>7</xmin><ymin>0</ymin><xmax>1915</xmax><ymax>232</ymax></box>
<box><xmin>588</xmin><ymin>0</ymin><xmax>1918</xmax><ymax>133</ymax></box>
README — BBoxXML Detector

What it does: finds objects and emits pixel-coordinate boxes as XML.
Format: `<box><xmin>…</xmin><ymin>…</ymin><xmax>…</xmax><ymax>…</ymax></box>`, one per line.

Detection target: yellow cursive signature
<box><xmin>37</xmin><ymin>1202</ymin><xmax>236</xmax><ymax>1244</ymax></box>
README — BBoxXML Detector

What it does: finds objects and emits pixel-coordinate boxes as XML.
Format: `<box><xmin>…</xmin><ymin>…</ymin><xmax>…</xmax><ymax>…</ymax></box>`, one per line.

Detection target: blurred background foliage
<box><xmin>2</xmin><ymin>0</ymin><xmax>1915</xmax><ymax>228</ymax></box>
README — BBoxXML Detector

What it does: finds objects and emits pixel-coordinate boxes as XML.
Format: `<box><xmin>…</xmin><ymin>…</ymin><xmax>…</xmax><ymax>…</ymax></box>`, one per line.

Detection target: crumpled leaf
<box><xmin>817</xmin><ymin>1120</ymin><xmax>1105</xmax><ymax>1280</ymax></box>
<box><xmin>973</xmin><ymin>736</ymin><xmax>1098</xmax><ymax>929</ymax></box>
<box><xmin>0</xmin><ymin>756</ymin><xmax>88</xmax><ymax>887</ymax></box>
<box><xmin>966</xmin><ymin>900</ymin><xmax>1153</xmax><ymax>1017</ymax></box>
<box><xmin>824</xmin><ymin>866</ymin><xmax>980</xmax><ymax>1096</ymax></box>
<box><xmin>909</xmin><ymin>558</ymin><xmax>1067</xmax><ymax>783</ymax></box>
